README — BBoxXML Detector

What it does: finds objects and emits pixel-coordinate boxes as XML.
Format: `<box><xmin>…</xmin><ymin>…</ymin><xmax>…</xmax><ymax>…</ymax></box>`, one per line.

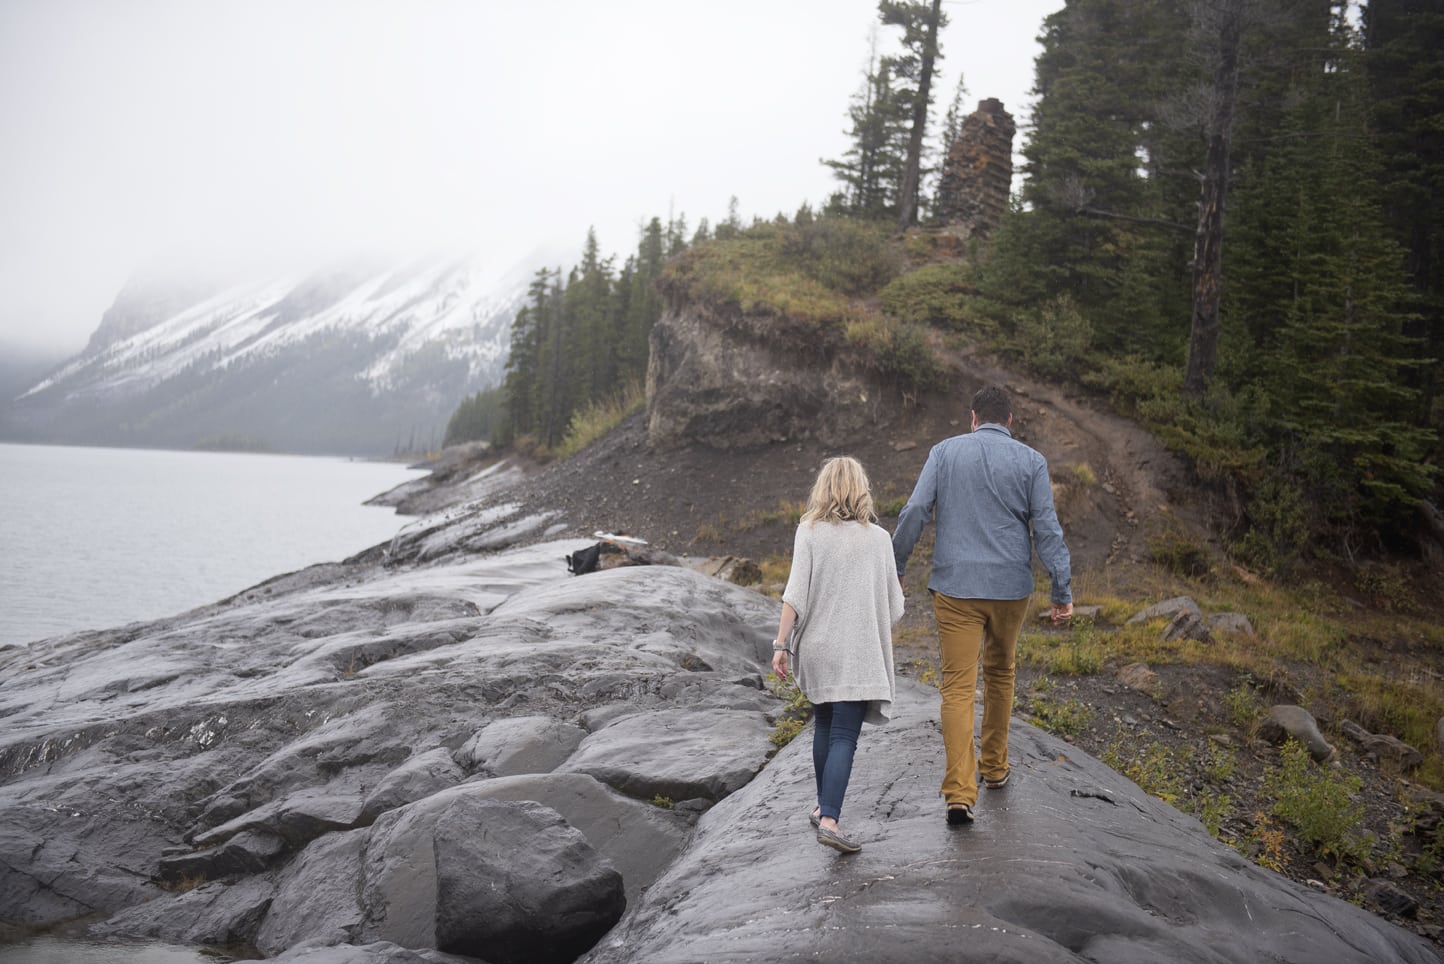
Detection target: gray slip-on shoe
<box><xmin>809</xmin><ymin>809</ymin><xmax>821</xmax><ymax>829</ymax></box>
<box><xmin>816</xmin><ymin>825</ymin><xmax>862</xmax><ymax>854</ymax></box>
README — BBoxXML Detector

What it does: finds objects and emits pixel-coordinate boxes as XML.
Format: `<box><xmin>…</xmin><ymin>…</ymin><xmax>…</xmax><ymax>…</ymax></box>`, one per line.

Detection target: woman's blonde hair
<box><xmin>800</xmin><ymin>456</ymin><xmax>876</xmax><ymax>525</ymax></box>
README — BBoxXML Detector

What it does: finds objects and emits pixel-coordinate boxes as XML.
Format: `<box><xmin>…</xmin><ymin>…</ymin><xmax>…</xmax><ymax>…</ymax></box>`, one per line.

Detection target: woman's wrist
<box><xmin>772</xmin><ymin>639</ymin><xmax>788</xmax><ymax>650</ymax></box>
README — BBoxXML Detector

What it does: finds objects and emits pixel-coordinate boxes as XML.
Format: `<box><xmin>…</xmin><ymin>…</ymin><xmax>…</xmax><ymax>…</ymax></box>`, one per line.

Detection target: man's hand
<box><xmin>1051</xmin><ymin>602</ymin><xmax>1074</xmax><ymax>624</ymax></box>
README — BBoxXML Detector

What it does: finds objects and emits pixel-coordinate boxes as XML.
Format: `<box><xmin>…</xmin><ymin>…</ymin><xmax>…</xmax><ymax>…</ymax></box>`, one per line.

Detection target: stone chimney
<box><xmin>936</xmin><ymin>98</ymin><xmax>1017</xmax><ymax>243</ymax></box>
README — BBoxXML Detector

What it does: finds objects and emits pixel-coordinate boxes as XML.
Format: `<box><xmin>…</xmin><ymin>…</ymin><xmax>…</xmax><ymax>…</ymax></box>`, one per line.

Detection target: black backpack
<box><xmin>566</xmin><ymin>543</ymin><xmax>603</xmax><ymax>575</ymax></box>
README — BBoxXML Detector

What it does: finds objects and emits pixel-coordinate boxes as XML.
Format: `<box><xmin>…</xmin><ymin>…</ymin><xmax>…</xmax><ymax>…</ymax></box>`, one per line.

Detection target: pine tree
<box><xmin>824</xmin><ymin>31</ymin><xmax>910</xmax><ymax>219</ymax></box>
<box><xmin>502</xmin><ymin>267</ymin><xmax>557</xmax><ymax>440</ymax></box>
<box><xmin>1233</xmin><ymin>22</ymin><xmax>1433</xmax><ymax>536</ymax></box>
<box><xmin>880</xmin><ymin>0</ymin><xmax>948</xmax><ymax>229</ymax></box>
<box><xmin>1364</xmin><ymin>0</ymin><xmax>1444</xmax><ymax>445</ymax></box>
<box><xmin>981</xmin><ymin>0</ymin><xmax>1196</xmax><ymax>357</ymax></box>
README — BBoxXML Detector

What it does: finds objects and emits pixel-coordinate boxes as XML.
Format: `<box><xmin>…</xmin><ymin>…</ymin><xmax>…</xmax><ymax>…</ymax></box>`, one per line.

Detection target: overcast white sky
<box><xmin>0</xmin><ymin>0</ymin><xmax>1061</xmax><ymax>357</ymax></box>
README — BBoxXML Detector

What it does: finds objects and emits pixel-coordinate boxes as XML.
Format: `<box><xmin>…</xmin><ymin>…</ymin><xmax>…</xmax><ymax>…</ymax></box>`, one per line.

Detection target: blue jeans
<box><xmin>813</xmin><ymin>700</ymin><xmax>866</xmax><ymax>822</ymax></box>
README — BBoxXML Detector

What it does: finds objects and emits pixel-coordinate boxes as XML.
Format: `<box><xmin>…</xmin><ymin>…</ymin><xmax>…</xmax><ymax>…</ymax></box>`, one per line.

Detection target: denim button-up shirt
<box><xmin>892</xmin><ymin>423</ymin><xmax>1072</xmax><ymax>604</ymax></box>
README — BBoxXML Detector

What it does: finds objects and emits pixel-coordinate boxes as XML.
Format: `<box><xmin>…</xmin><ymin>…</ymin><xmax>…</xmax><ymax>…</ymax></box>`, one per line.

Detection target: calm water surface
<box><xmin>0</xmin><ymin>935</ymin><xmax>234</xmax><ymax>962</ymax></box>
<box><xmin>0</xmin><ymin>442</ymin><xmax>425</xmax><ymax>647</ymax></box>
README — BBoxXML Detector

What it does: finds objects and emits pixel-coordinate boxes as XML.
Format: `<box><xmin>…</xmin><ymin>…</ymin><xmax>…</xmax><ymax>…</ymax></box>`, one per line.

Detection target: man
<box><xmin>892</xmin><ymin>385</ymin><xmax>1073</xmax><ymax>825</ymax></box>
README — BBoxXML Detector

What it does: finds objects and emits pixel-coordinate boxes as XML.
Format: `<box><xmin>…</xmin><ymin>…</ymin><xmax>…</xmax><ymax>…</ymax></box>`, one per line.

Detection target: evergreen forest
<box><xmin>454</xmin><ymin>0</ymin><xmax>1444</xmax><ymax>573</ymax></box>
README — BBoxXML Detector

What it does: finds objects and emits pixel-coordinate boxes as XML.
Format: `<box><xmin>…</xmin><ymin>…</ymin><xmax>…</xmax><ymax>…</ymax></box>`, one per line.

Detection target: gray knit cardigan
<box><xmin>782</xmin><ymin>520</ymin><xmax>904</xmax><ymax>724</ymax></box>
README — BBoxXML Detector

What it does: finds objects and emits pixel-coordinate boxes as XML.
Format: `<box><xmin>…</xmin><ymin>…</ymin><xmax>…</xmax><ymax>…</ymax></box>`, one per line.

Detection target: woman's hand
<box><xmin>771</xmin><ymin>648</ymin><xmax>789</xmax><ymax>680</ymax></box>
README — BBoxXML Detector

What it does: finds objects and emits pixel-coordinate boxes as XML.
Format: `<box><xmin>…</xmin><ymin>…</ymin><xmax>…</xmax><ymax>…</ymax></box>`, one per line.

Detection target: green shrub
<box><xmin>1020</xmin><ymin>626</ymin><xmax>1104</xmax><ymax>675</ymax></box>
<box><xmin>1197</xmin><ymin>792</ymin><xmax>1233</xmax><ymax>837</ymax></box>
<box><xmin>878</xmin><ymin>262</ymin><xmax>976</xmax><ymax>329</ymax></box>
<box><xmin>1029</xmin><ymin>692</ymin><xmax>1093</xmax><ymax>738</ymax></box>
<box><xmin>554</xmin><ymin>381</ymin><xmax>644</xmax><ymax>459</ymax></box>
<box><xmin>1102</xmin><ymin>734</ymin><xmax>1190</xmax><ymax>803</ymax></box>
<box><xmin>1266</xmin><ymin>739</ymin><xmax>1371</xmax><ymax>862</ymax></box>
<box><xmin>1223</xmin><ymin>681</ymin><xmax>1259</xmax><ymax>729</ymax></box>
<box><xmin>1353</xmin><ymin>561</ymin><xmax>1415</xmax><ymax>613</ymax></box>
<box><xmin>1148</xmin><ymin>525</ymin><xmax>1214</xmax><ymax>579</ymax></box>
<box><xmin>767</xmin><ymin>671</ymin><xmax>813</xmax><ymax>749</ymax></box>
<box><xmin>846</xmin><ymin>318</ymin><xmax>943</xmax><ymax>394</ymax></box>
<box><xmin>1231</xmin><ymin>475</ymin><xmax>1310</xmax><ymax>576</ymax></box>
<box><xmin>779</xmin><ymin>217</ymin><xmax>901</xmax><ymax>294</ymax></box>
<box><xmin>662</xmin><ymin>230</ymin><xmax>854</xmax><ymax>329</ymax></box>
<box><xmin>1010</xmin><ymin>294</ymin><xmax>1093</xmax><ymax>379</ymax></box>
<box><xmin>878</xmin><ymin>496</ymin><xmax>908</xmax><ymax>517</ymax></box>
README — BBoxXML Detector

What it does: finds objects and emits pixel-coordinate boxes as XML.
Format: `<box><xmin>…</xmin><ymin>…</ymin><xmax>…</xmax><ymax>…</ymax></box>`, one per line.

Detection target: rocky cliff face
<box><xmin>645</xmin><ymin>297</ymin><xmax>886</xmax><ymax>450</ymax></box>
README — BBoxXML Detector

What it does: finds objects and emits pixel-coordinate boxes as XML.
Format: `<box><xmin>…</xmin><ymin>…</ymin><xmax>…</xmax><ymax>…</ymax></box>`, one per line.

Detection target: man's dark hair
<box><xmin>971</xmin><ymin>386</ymin><xmax>1011</xmax><ymax>425</ymax></box>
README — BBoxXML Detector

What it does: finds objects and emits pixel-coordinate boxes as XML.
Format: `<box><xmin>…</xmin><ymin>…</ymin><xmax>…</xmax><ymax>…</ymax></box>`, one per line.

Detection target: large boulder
<box><xmin>1259</xmin><ymin>704</ymin><xmax>1336</xmax><ymax>763</ymax></box>
<box><xmin>359</xmin><ymin>793</ymin><xmax>625</xmax><ymax>964</ymax></box>
<box><xmin>558</xmin><ymin>707</ymin><xmax>774</xmax><ymax>802</ymax></box>
<box><xmin>461</xmin><ymin>772</ymin><xmax>691</xmax><ymax>906</ymax></box>
<box><xmin>457</xmin><ymin>716</ymin><xmax>587</xmax><ymax>776</ymax></box>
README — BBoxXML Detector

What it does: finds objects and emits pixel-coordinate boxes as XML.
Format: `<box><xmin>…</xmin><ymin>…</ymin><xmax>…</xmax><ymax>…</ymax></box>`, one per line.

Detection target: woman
<box><xmin>771</xmin><ymin>456</ymin><xmax>903</xmax><ymax>854</ymax></box>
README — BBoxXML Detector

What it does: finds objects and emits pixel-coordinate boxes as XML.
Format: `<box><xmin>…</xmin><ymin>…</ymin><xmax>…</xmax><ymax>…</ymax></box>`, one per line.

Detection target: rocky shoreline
<box><xmin>0</xmin><ymin>455</ymin><xmax>1439</xmax><ymax>962</ymax></box>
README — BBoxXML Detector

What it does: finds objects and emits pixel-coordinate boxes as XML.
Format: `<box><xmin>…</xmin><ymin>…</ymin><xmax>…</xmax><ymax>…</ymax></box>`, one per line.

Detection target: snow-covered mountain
<box><xmin>3</xmin><ymin>249</ymin><xmax>558</xmax><ymax>455</ymax></box>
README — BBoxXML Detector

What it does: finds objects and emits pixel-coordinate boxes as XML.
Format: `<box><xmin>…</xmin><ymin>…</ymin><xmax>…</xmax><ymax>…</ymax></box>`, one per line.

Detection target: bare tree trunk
<box><xmin>1183</xmin><ymin>1</ymin><xmax>1245</xmax><ymax>398</ymax></box>
<box><xmin>895</xmin><ymin>0</ymin><xmax>943</xmax><ymax>231</ymax></box>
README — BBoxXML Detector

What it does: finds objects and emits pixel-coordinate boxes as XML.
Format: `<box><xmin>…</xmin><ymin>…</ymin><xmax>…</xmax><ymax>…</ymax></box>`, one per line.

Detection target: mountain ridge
<box><xmin>2</xmin><ymin>246</ymin><xmax>570</xmax><ymax>455</ymax></box>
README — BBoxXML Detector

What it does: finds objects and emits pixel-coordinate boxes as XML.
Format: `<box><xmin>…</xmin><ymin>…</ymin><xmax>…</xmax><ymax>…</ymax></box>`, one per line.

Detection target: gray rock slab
<box><xmin>460</xmin><ymin>772</ymin><xmax>691</xmax><ymax>905</ymax></box>
<box><xmin>1126</xmin><ymin>595</ymin><xmax>1202</xmax><ymax>625</ymax></box>
<box><xmin>255</xmin><ymin>828</ymin><xmax>370</xmax><ymax>957</ymax></box>
<box><xmin>580</xmin><ymin>680</ymin><xmax>1440</xmax><ymax>964</ymax></box>
<box><xmin>1259</xmin><ymin>704</ymin><xmax>1336</xmax><ymax>763</ymax></box>
<box><xmin>359</xmin><ymin>794</ymin><xmax>624</xmax><ymax>964</ymax></box>
<box><xmin>489</xmin><ymin>565</ymin><xmax>775</xmax><ymax>673</ymax></box>
<box><xmin>360</xmin><ymin>747</ymin><xmax>464</xmax><ymax>823</ymax></box>
<box><xmin>558</xmin><ymin>707</ymin><xmax>774</xmax><ymax>802</ymax></box>
<box><xmin>158</xmin><ymin>829</ymin><xmax>286</xmax><ymax>883</ymax></box>
<box><xmin>267</xmin><ymin>940</ymin><xmax>478</xmax><ymax>963</ymax></box>
<box><xmin>1205</xmin><ymin>612</ymin><xmax>1255</xmax><ymax>636</ymax></box>
<box><xmin>194</xmin><ymin>788</ymin><xmax>366</xmax><ymax>850</ymax></box>
<box><xmin>1341</xmin><ymin>720</ymin><xmax>1425</xmax><ymax>770</ymax></box>
<box><xmin>456</xmin><ymin>716</ymin><xmax>587</xmax><ymax>776</ymax></box>
<box><xmin>656</xmin><ymin>672</ymin><xmax>776</xmax><ymax>714</ymax></box>
<box><xmin>1161</xmin><ymin>609</ymin><xmax>1213</xmax><ymax>643</ymax></box>
<box><xmin>93</xmin><ymin>875</ymin><xmax>275</xmax><ymax>946</ymax></box>
<box><xmin>0</xmin><ymin>802</ymin><xmax>166</xmax><ymax>925</ymax></box>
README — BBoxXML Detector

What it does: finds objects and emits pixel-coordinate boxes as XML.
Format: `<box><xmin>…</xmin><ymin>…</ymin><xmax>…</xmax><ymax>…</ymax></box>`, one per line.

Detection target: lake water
<box><xmin>0</xmin><ymin>935</ymin><xmax>234</xmax><ymax>962</ymax></box>
<box><xmin>0</xmin><ymin>442</ymin><xmax>426</xmax><ymax>648</ymax></box>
